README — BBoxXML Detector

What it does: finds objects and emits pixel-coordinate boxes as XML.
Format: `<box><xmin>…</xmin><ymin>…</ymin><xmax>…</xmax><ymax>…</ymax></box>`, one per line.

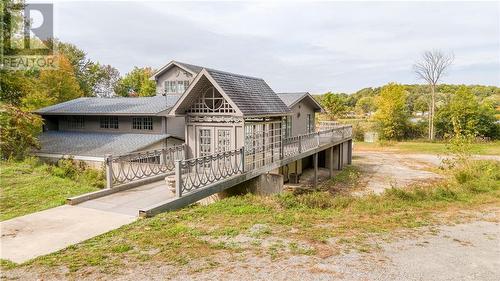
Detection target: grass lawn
<box><xmin>354</xmin><ymin>140</ymin><xmax>500</xmax><ymax>155</ymax></box>
<box><xmin>3</xmin><ymin>159</ymin><xmax>498</xmax><ymax>275</ymax></box>
<box><xmin>0</xmin><ymin>158</ymin><xmax>102</xmax><ymax>221</ymax></box>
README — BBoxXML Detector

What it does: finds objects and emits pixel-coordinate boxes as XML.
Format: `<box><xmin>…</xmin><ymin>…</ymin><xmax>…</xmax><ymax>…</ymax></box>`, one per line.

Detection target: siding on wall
<box><xmin>166</xmin><ymin>116</ymin><xmax>185</xmax><ymax>139</ymax></box>
<box><xmin>290</xmin><ymin>100</ymin><xmax>316</xmax><ymax>136</ymax></box>
<box><xmin>155</xmin><ymin>65</ymin><xmax>195</xmax><ymax>95</ymax></box>
<box><xmin>57</xmin><ymin>115</ymin><xmax>164</xmax><ymax>134</ymax></box>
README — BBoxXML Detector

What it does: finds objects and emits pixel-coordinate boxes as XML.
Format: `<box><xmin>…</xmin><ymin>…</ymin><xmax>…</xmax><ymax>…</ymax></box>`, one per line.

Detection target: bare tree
<box><xmin>413</xmin><ymin>50</ymin><xmax>454</xmax><ymax>140</ymax></box>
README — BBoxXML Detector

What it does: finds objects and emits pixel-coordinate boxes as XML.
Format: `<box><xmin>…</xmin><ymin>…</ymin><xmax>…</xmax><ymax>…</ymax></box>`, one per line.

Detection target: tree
<box><xmin>85</xmin><ymin>63</ymin><xmax>120</xmax><ymax>97</ymax></box>
<box><xmin>37</xmin><ymin>54</ymin><xmax>83</xmax><ymax>104</ymax></box>
<box><xmin>0</xmin><ymin>104</ymin><xmax>43</xmax><ymax>159</ymax></box>
<box><xmin>435</xmin><ymin>86</ymin><xmax>498</xmax><ymax>139</ymax></box>
<box><xmin>115</xmin><ymin>67</ymin><xmax>156</xmax><ymax>97</ymax></box>
<box><xmin>373</xmin><ymin>83</ymin><xmax>410</xmax><ymax>140</ymax></box>
<box><xmin>413</xmin><ymin>50</ymin><xmax>454</xmax><ymax>140</ymax></box>
<box><xmin>355</xmin><ymin>96</ymin><xmax>375</xmax><ymax>117</ymax></box>
<box><xmin>319</xmin><ymin>92</ymin><xmax>348</xmax><ymax>120</ymax></box>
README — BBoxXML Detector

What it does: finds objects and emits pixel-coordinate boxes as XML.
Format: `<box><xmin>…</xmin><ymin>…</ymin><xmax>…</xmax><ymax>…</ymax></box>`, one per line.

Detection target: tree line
<box><xmin>0</xmin><ymin>0</ymin><xmax>156</xmax><ymax>159</ymax></box>
<box><xmin>316</xmin><ymin>83</ymin><xmax>499</xmax><ymax>141</ymax></box>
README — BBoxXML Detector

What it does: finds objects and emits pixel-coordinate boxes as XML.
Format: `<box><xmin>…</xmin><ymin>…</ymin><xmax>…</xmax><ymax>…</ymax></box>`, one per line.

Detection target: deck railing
<box><xmin>174</xmin><ymin>125</ymin><xmax>352</xmax><ymax>197</ymax></box>
<box><xmin>105</xmin><ymin>144</ymin><xmax>186</xmax><ymax>187</ymax></box>
<box><xmin>175</xmin><ymin>148</ymin><xmax>244</xmax><ymax>197</ymax></box>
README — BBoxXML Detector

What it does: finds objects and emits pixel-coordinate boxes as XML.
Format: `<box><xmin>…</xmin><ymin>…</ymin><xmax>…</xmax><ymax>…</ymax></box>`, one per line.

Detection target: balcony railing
<box><xmin>105</xmin><ymin>144</ymin><xmax>186</xmax><ymax>187</ymax></box>
<box><xmin>174</xmin><ymin>125</ymin><xmax>352</xmax><ymax>197</ymax></box>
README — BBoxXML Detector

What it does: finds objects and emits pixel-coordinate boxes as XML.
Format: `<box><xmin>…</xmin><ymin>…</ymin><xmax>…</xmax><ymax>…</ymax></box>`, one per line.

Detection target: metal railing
<box><xmin>175</xmin><ymin>148</ymin><xmax>244</xmax><ymax>197</ymax></box>
<box><xmin>174</xmin><ymin>125</ymin><xmax>353</xmax><ymax>197</ymax></box>
<box><xmin>105</xmin><ymin>144</ymin><xmax>186</xmax><ymax>187</ymax></box>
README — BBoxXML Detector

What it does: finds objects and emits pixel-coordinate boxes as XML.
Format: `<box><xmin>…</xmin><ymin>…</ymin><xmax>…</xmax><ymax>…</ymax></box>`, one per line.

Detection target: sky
<box><xmin>43</xmin><ymin>0</ymin><xmax>500</xmax><ymax>93</ymax></box>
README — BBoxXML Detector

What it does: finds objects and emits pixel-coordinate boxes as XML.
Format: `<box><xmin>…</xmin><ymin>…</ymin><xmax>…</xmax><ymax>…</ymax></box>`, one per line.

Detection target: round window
<box><xmin>203</xmin><ymin>87</ymin><xmax>223</xmax><ymax>110</ymax></box>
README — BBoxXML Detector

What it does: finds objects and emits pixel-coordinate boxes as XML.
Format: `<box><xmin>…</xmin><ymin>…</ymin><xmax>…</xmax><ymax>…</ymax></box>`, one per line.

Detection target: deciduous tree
<box><xmin>413</xmin><ymin>50</ymin><xmax>454</xmax><ymax>140</ymax></box>
<box><xmin>373</xmin><ymin>83</ymin><xmax>410</xmax><ymax>140</ymax></box>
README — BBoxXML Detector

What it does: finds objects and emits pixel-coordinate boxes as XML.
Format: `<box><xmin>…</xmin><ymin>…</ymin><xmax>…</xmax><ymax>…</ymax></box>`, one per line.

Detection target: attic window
<box><xmin>203</xmin><ymin>87</ymin><xmax>223</xmax><ymax>110</ymax></box>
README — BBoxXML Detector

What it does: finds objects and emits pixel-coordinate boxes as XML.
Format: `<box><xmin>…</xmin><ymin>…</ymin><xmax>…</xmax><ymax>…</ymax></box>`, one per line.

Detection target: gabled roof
<box><xmin>34</xmin><ymin>96</ymin><xmax>180</xmax><ymax>116</ymax></box>
<box><xmin>277</xmin><ymin>92</ymin><xmax>324</xmax><ymax>112</ymax></box>
<box><xmin>206</xmin><ymin>69</ymin><xmax>290</xmax><ymax>116</ymax></box>
<box><xmin>36</xmin><ymin>131</ymin><xmax>170</xmax><ymax>157</ymax></box>
<box><xmin>151</xmin><ymin>60</ymin><xmax>204</xmax><ymax>80</ymax></box>
<box><xmin>171</xmin><ymin>68</ymin><xmax>290</xmax><ymax>117</ymax></box>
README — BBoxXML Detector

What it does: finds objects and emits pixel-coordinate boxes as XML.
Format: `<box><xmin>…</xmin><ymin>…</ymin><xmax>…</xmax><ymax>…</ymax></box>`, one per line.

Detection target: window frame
<box><xmin>99</xmin><ymin>116</ymin><xmax>119</xmax><ymax>129</ymax></box>
<box><xmin>132</xmin><ymin>116</ymin><xmax>153</xmax><ymax>131</ymax></box>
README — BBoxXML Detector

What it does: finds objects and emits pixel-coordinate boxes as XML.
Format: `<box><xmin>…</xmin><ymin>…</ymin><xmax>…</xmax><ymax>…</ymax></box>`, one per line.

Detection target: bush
<box><xmin>0</xmin><ymin>104</ymin><xmax>42</xmax><ymax>160</ymax></box>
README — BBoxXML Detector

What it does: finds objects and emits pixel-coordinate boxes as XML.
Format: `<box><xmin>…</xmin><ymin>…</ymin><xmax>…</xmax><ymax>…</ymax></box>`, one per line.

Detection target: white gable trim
<box><xmin>169</xmin><ymin>69</ymin><xmax>244</xmax><ymax>116</ymax></box>
<box><xmin>150</xmin><ymin>61</ymin><xmax>197</xmax><ymax>80</ymax></box>
<box><xmin>290</xmin><ymin>92</ymin><xmax>324</xmax><ymax>112</ymax></box>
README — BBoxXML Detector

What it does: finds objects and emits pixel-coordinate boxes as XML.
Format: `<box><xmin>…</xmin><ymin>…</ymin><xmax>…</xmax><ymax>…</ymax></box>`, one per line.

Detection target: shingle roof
<box><xmin>35</xmin><ymin>96</ymin><xmax>179</xmax><ymax>115</ymax></box>
<box><xmin>206</xmin><ymin>69</ymin><xmax>290</xmax><ymax>116</ymax></box>
<box><xmin>277</xmin><ymin>92</ymin><xmax>309</xmax><ymax>107</ymax></box>
<box><xmin>277</xmin><ymin>92</ymin><xmax>323</xmax><ymax>111</ymax></box>
<box><xmin>37</xmin><ymin>131</ymin><xmax>169</xmax><ymax>157</ymax></box>
<box><xmin>175</xmin><ymin>61</ymin><xmax>204</xmax><ymax>74</ymax></box>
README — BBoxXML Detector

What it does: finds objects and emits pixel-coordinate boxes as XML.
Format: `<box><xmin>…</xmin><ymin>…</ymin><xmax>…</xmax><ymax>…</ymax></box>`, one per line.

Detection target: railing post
<box><xmin>161</xmin><ymin>148</ymin><xmax>167</xmax><ymax>165</ymax></box>
<box><xmin>175</xmin><ymin>160</ymin><xmax>182</xmax><ymax>198</ymax></box>
<box><xmin>183</xmin><ymin>144</ymin><xmax>188</xmax><ymax>160</ymax></box>
<box><xmin>105</xmin><ymin>154</ymin><xmax>113</xmax><ymax>189</ymax></box>
<box><xmin>280</xmin><ymin>137</ymin><xmax>284</xmax><ymax>159</ymax></box>
<box><xmin>316</xmin><ymin>132</ymin><xmax>320</xmax><ymax>146</ymax></box>
<box><xmin>240</xmin><ymin>147</ymin><xmax>245</xmax><ymax>172</ymax></box>
<box><xmin>298</xmin><ymin>136</ymin><xmax>302</xmax><ymax>153</ymax></box>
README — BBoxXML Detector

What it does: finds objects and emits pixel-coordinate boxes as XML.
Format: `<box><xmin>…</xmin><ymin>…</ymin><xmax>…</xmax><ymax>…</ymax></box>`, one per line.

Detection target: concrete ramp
<box><xmin>0</xmin><ymin>205</ymin><xmax>135</xmax><ymax>263</ymax></box>
<box><xmin>78</xmin><ymin>180</ymin><xmax>175</xmax><ymax>216</ymax></box>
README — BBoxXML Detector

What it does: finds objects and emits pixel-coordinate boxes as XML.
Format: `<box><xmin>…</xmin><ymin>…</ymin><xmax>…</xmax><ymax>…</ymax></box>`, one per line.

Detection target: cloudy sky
<box><xmin>47</xmin><ymin>0</ymin><xmax>499</xmax><ymax>93</ymax></box>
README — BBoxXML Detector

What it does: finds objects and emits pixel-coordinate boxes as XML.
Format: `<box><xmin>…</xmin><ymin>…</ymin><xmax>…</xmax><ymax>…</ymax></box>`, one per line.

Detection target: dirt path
<box><xmin>352</xmin><ymin>151</ymin><xmax>444</xmax><ymax>194</ymax></box>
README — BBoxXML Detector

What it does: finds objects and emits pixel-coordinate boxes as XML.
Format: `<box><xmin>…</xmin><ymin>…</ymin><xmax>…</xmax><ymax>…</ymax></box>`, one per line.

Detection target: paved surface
<box><xmin>0</xmin><ymin>205</ymin><xmax>135</xmax><ymax>263</ymax></box>
<box><xmin>0</xmin><ymin>180</ymin><xmax>172</xmax><ymax>264</ymax></box>
<box><xmin>79</xmin><ymin>180</ymin><xmax>174</xmax><ymax>216</ymax></box>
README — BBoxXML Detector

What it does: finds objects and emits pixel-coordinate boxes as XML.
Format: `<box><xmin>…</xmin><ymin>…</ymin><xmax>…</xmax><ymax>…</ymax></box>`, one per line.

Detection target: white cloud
<box><xmin>50</xmin><ymin>0</ymin><xmax>499</xmax><ymax>93</ymax></box>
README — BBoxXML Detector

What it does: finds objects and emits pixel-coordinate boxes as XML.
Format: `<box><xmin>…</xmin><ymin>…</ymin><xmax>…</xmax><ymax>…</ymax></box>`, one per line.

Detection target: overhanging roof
<box><xmin>277</xmin><ymin>92</ymin><xmax>324</xmax><ymax>112</ymax></box>
<box><xmin>34</xmin><ymin>96</ymin><xmax>180</xmax><ymax>116</ymax></box>
<box><xmin>171</xmin><ymin>68</ymin><xmax>290</xmax><ymax>117</ymax></box>
<box><xmin>36</xmin><ymin>131</ymin><xmax>171</xmax><ymax>157</ymax></box>
<box><xmin>150</xmin><ymin>60</ymin><xmax>204</xmax><ymax>80</ymax></box>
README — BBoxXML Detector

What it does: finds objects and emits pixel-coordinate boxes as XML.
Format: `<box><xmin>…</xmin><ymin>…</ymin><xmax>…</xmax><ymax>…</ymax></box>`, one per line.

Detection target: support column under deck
<box><xmin>333</xmin><ymin>144</ymin><xmax>341</xmax><ymax>170</ymax></box>
<box><xmin>347</xmin><ymin>140</ymin><xmax>353</xmax><ymax>165</ymax></box>
<box><xmin>313</xmin><ymin>152</ymin><xmax>318</xmax><ymax>187</ymax></box>
<box><xmin>328</xmin><ymin>147</ymin><xmax>333</xmax><ymax>178</ymax></box>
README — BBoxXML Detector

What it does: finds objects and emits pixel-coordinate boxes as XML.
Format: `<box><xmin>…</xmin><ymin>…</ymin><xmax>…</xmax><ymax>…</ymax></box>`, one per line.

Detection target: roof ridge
<box><xmin>205</xmin><ymin>67</ymin><xmax>264</xmax><ymax>81</ymax></box>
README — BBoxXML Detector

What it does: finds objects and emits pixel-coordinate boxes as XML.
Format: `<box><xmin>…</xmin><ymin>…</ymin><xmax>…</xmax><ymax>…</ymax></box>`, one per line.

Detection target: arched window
<box><xmin>203</xmin><ymin>87</ymin><xmax>223</xmax><ymax>110</ymax></box>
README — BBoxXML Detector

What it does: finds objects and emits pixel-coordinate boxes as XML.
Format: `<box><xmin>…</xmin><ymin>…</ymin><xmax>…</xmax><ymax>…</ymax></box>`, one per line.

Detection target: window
<box><xmin>100</xmin><ymin>116</ymin><xmax>119</xmax><ymax>129</ymax></box>
<box><xmin>306</xmin><ymin>114</ymin><xmax>314</xmax><ymax>133</ymax></box>
<box><xmin>132</xmin><ymin>117</ymin><xmax>153</xmax><ymax>130</ymax></box>
<box><xmin>67</xmin><ymin>116</ymin><xmax>84</xmax><ymax>129</ymax></box>
<box><xmin>217</xmin><ymin>129</ymin><xmax>231</xmax><ymax>153</ymax></box>
<box><xmin>283</xmin><ymin>116</ymin><xmax>292</xmax><ymax>138</ymax></box>
<box><xmin>164</xmin><ymin>80</ymin><xmax>190</xmax><ymax>94</ymax></box>
<box><xmin>199</xmin><ymin>129</ymin><xmax>212</xmax><ymax>157</ymax></box>
<box><xmin>203</xmin><ymin>87</ymin><xmax>223</xmax><ymax>110</ymax></box>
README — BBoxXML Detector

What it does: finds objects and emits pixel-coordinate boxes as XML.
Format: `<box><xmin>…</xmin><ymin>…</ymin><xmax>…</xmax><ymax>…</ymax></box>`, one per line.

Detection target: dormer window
<box><xmin>165</xmin><ymin>80</ymin><xmax>190</xmax><ymax>94</ymax></box>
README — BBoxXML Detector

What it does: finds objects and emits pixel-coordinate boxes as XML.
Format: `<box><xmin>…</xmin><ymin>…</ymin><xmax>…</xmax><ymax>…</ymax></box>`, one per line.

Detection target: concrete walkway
<box><xmin>0</xmin><ymin>180</ymin><xmax>173</xmax><ymax>264</ymax></box>
<box><xmin>0</xmin><ymin>205</ymin><xmax>135</xmax><ymax>263</ymax></box>
<box><xmin>79</xmin><ymin>180</ymin><xmax>175</xmax><ymax>216</ymax></box>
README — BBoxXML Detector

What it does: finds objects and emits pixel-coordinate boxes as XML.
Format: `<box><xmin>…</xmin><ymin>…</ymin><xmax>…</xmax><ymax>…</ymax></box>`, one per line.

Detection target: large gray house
<box><xmin>34</xmin><ymin>61</ymin><xmax>323</xmax><ymax>169</ymax></box>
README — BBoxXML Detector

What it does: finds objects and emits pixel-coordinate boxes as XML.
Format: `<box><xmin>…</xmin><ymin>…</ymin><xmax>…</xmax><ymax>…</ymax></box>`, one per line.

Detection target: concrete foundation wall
<box><xmin>231</xmin><ymin>173</ymin><xmax>284</xmax><ymax>196</ymax></box>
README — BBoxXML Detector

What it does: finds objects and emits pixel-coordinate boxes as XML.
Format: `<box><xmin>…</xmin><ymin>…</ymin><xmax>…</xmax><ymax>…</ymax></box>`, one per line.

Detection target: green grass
<box><xmin>355</xmin><ymin>140</ymin><xmax>500</xmax><ymax>155</ymax></box>
<box><xmin>0</xmin><ymin>158</ymin><xmax>103</xmax><ymax>221</ymax></box>
<box><xmin>4</xmin><ymin>159</ymin><xmax>498</xmax><ymax>275</ymax></box>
